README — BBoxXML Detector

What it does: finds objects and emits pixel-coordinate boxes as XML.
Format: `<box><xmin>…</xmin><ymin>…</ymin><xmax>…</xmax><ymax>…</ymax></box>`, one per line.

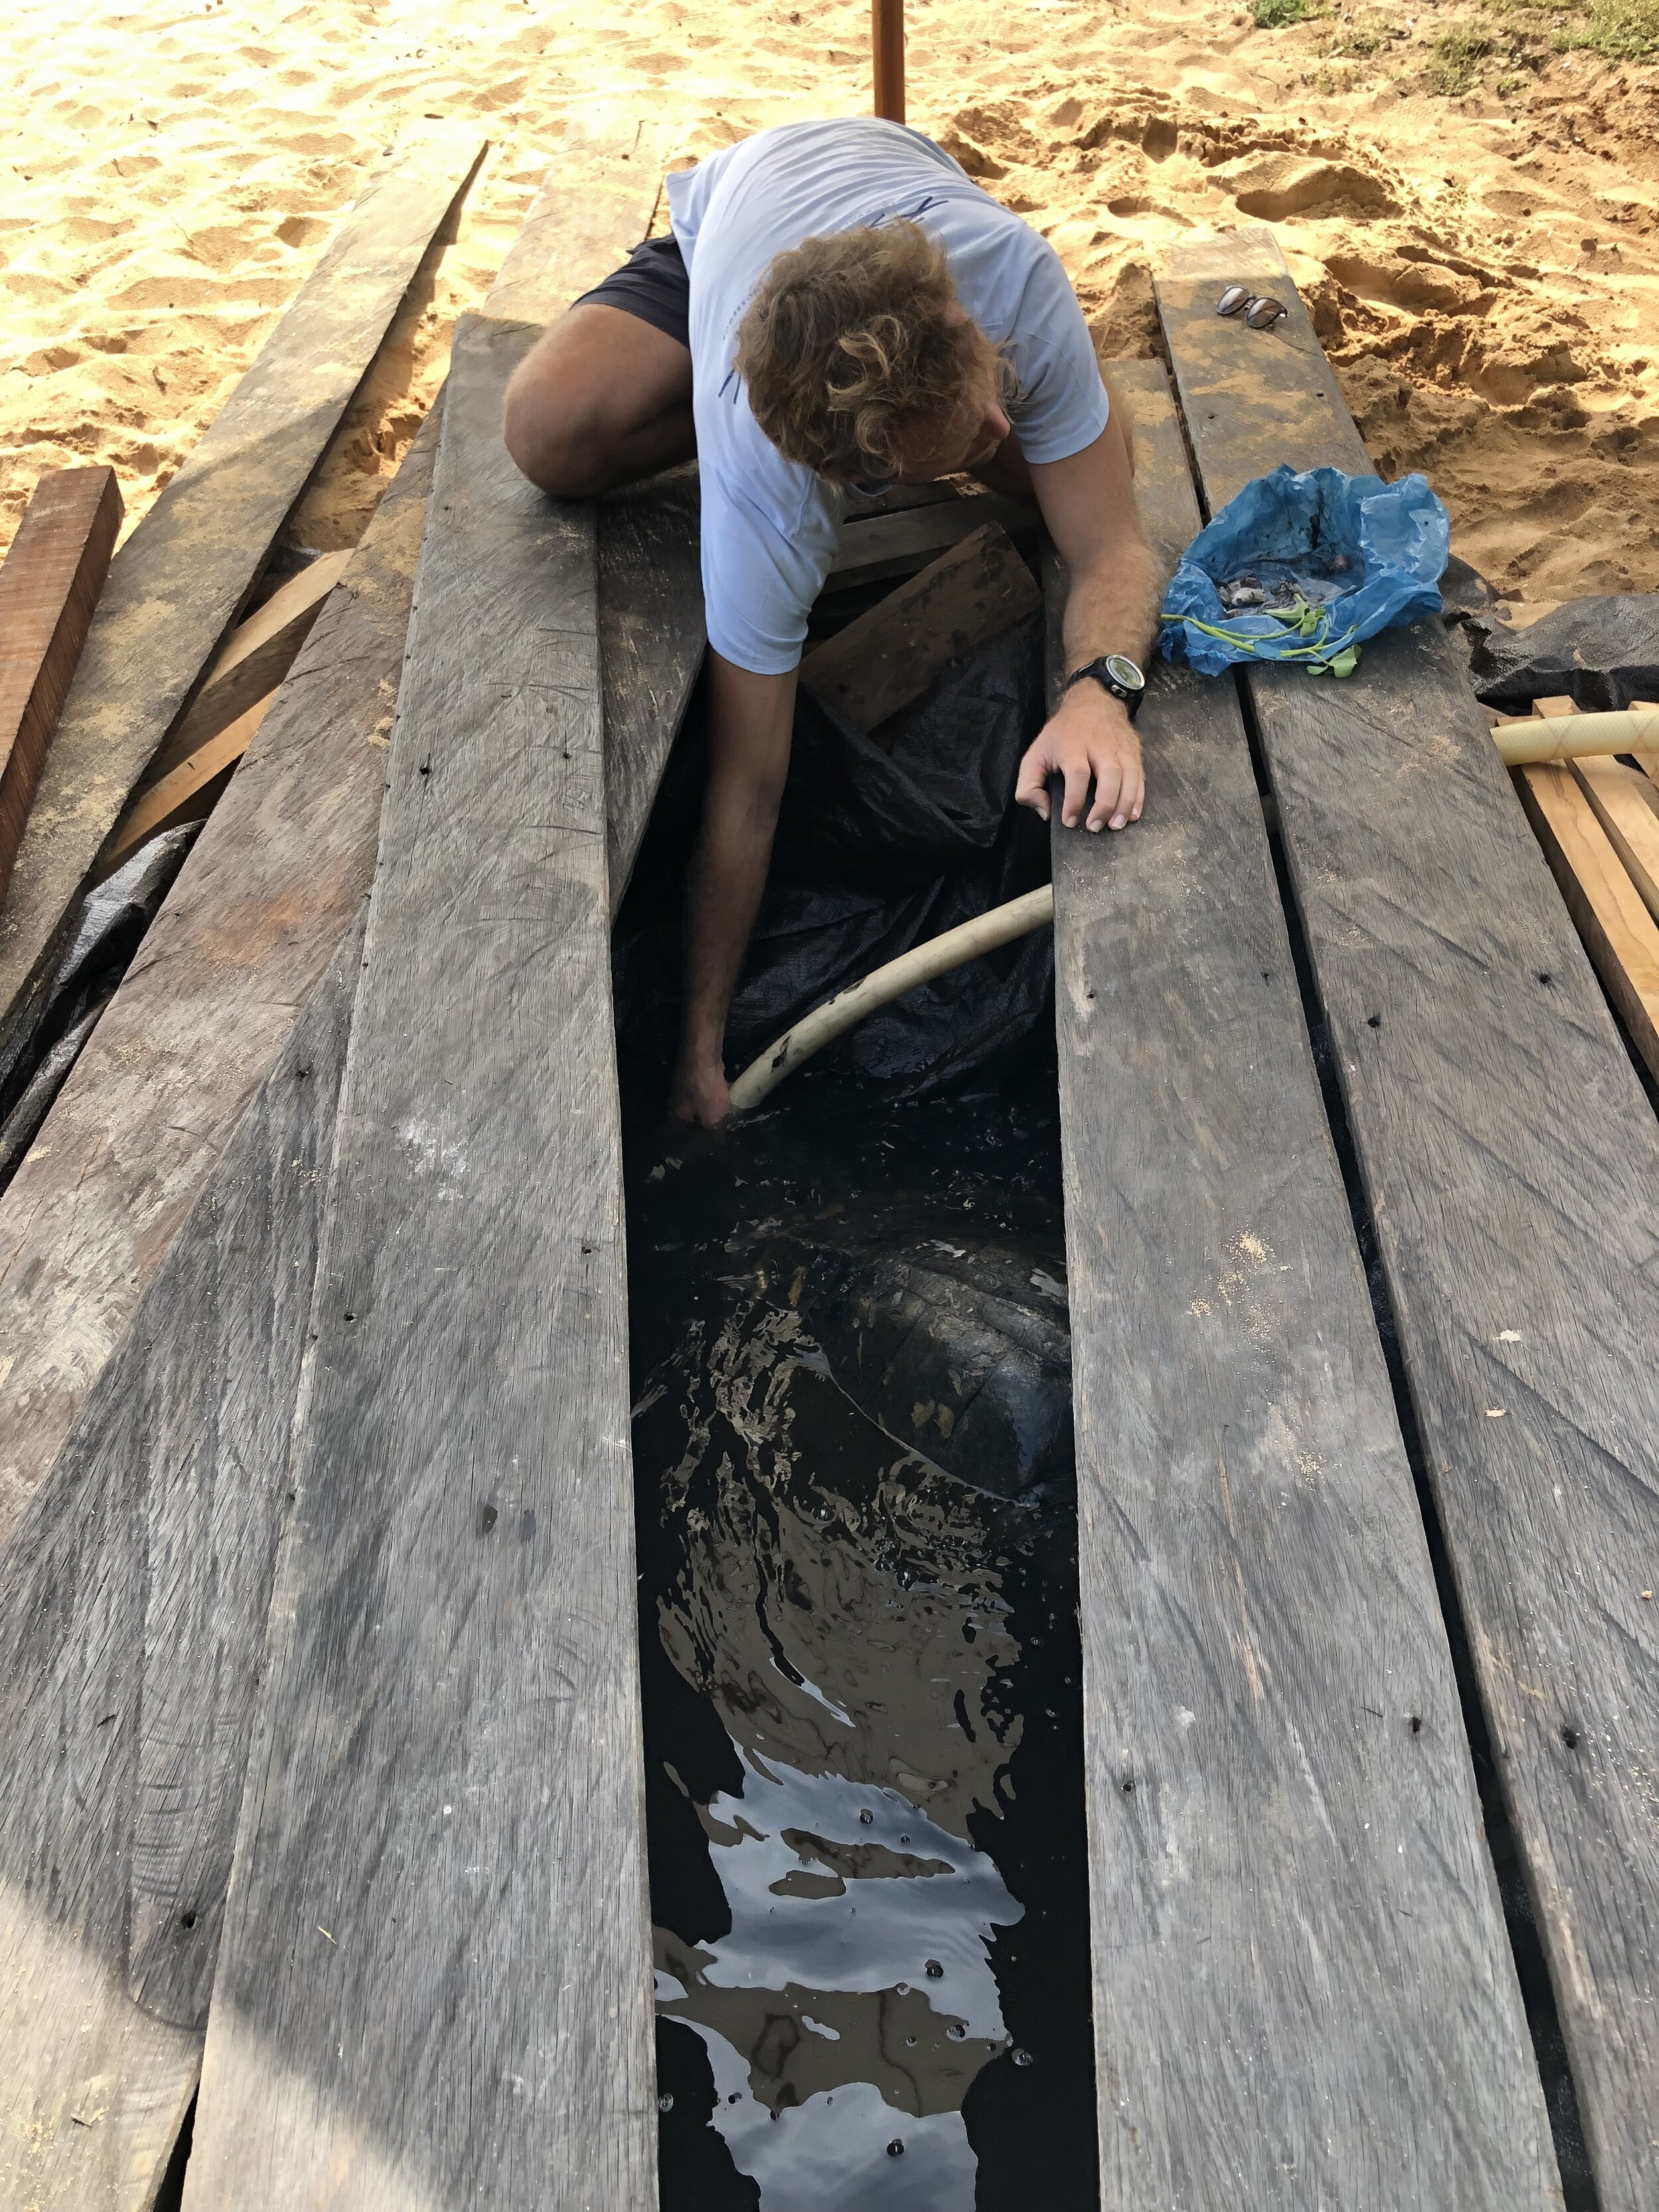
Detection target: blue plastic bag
<box><xmin>1159</xmin><ymin>464</ymin><xmax>1450</xmax><ymax>678</ymax></box>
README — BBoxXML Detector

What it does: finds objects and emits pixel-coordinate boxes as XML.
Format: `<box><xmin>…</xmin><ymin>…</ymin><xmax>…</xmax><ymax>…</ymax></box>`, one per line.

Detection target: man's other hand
<box><xmin>1015</xmin><ymin>684</ymin><xmax>1145</xmax><ymax>834</ymax></box>
<box><xmin>670</xmin><ymin>1055</ymin><xmax>733</xmax><ymax>1127</ymax></box>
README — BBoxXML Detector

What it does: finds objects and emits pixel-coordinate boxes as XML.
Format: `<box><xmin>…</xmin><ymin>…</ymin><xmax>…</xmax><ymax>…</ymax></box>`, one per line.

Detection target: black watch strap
<box><xmin>1064</xmin><ymin>652</ymin><xmax>1146</xmax><ymax>721</ymax></box>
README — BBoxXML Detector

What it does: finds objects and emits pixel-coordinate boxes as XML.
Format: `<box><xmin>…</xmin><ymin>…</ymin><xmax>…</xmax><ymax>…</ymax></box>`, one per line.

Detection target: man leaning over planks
<box><xmin>504</xmin><ymin>117</ymin><xmax>1159</xmax><ymax>1124</ymax></box>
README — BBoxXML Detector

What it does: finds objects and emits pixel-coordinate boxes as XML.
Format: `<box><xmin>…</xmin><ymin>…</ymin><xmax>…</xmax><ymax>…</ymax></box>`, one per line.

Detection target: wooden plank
<box><xmin>0</xmin><ymin>131</ymin><xmax>672</xmax><ymax>1557</ymax></box>
<box><xmin>1501</xmin><ymin>698</ymin><xmax>1659</xmax><ymax>1081</ymax></box>
<box><xmin>1158</xmin><ymin>229</ymin><xmax>1659</xmax><ymax>2209</ymax></box>
<box><xmin>1048</xmin><ymin>359</ymin><xmax>1553</xmax><ymax>2211</ymax></box>
<box><xmin>0</xmin><ymin>145</ymin><xmax>685</xmax><ymax>2212</ymax></box>
<box><xmin>0</xmin><ymin>468</ymin><xmax>122</xmax><ymax>901</ymax></box>
<box><xmin>0</xmin><ymin>410</ymin><xmax>437</xmax><ymax>1550</ymax></box>
<box><xmin>1516</xmin><ymin>763</ymin><xmax>1659</xmax><ymax>1080</ymax></box>
<box><xmin>802</xmin><ymin>520</ymin><xmax>1039</xmax><ymax>737</ymax></box>
<box><xmin>1572</xmin><ymin>756</ymin><xmax>1659</xmax><ymax>909</ymax></box>
<box><xmin>0</xmin><ymin>921</ymin><xmax>360</xmax><ymax>2212</ymax></box>
<box><xmin>487</xmin><ymin>118</ymin><xmax>668</xmax><ymax>327</ymax></box>
<box><xmin>180</xmin><ymin>311</ymin><xmax>653</xmax><ymax>2209</ymax></box>
<box><xmin>0</xmin><ymin>127</ymin><xmax>485</xmax><ymax>1081</ymax></box>
<box><xmin>96</xmin><ymin>553</ymin><xmax>354</xmax><ymax>879</ymax></box>
<box><xmin>94</xmin><ymin>696</ymin><xmax>273</xmax><ymax>881</ymax></box>
<box><xmin>599</xmin><ymin>461</ymin><xmax>703</xmax><ymax>906</ymax></box>
<box><xmin>828</xmin><ymin>486</ymin><xmax>1035</xmax><ymax>588</ymax></box>
<box><xmin>135</xmin><ymin>549</ymin><xmax>355</xmax><ymax>792</ymax></box>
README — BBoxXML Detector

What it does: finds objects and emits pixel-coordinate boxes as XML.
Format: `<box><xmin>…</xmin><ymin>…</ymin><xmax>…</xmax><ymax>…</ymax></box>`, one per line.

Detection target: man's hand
<box><xmin>1015</xmin><ymin>682</ymin><xmax>1144</xmax><ymax>832</ymax></box>
<box><xmin>670</xmin><ymin>1055</ymin><xmax>732</xmax><ymax>1128</ymax></box>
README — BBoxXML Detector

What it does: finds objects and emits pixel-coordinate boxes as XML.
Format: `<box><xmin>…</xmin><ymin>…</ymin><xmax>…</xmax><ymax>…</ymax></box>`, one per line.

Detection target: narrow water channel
<box><xmin>615</xmin><ymin>601</ymin><xmax>1098</xmax><ymax>2205</ymax></box>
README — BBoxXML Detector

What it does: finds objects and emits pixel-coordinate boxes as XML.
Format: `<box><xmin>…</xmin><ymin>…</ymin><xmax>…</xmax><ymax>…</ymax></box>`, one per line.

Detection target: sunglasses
<box><xmin>1217</xmin><ymin>285</ymin><xmax>1288</xmax><ymax>329</ymax></box>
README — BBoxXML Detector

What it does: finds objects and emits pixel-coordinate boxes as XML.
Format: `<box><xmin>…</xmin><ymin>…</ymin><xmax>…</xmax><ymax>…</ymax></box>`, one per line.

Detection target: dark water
<box><xmin>622</xmin><ymin>1070</ymin><xmax>1099</xmax><ymax>2211</ymax></box>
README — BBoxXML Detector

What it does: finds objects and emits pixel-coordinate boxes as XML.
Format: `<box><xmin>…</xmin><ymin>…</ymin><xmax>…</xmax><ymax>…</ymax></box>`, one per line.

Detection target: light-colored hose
<box><xmin>1492</xmin><ymin>709</ymin><xmax>1659</xmax><ymax>765</ymax></box>
<box><xmin>729</xmin><ymin>883</ymin><xmax>1056</xmax><ymax>1110</ymax></box>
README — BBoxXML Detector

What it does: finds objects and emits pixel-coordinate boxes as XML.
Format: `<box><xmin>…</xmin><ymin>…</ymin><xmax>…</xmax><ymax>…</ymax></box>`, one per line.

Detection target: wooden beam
<box><xmin>802</xmin><ymin>520</ymin><xmax>1039</xmax><ymax>739</ymax></box>
<box><xmin>828</xmin><ymin>488</ymin><xmax>1035</xmax><ymax>589</ymax></box>
<box><xmin>0</xmin><ymin>467</ymin><xmax>121</xmax><ymax>899</ymax></box>
<box><xmin>1516</xmin><ymin>763</ymin><xmax>1659</xmax><ymax>1081</ymax></box>
<box><xmin>0</xmin><ymin>127</ymin><xmax>486</xmax><ymax>1083</ymax></box>
<box><xmin>139</xmin><ymin>549</ymin><xmax>355</xmax><ymax>788</ymax></box>
<box><xmin>0</xmin><ymin>131</ymin><xmax>687</xmax><ymax>2212</ymax></box>
<box><xmin>0</xmin><ymin>413</ymin><xmax>438</xmax><ymax>1550</ymax></box>
<box><xmin>873</xmin><ymin>0</ymin><xmax>906</xmax><ymax>123</ymax></box>
<box><xmin>486</xmin><ymin>121</ymin><xmax>669</xmax><ymax>329</ymax></box>
<box><xmin>0</xmin><ymin>921</ymin><xmax>361</xmax><ymax>2212</ymax></box>
<box><xmin>1500</xmin><ymin>698</ymin><xmax>1659</xmax><ymax>1081</ymax></box>
<box><xmin>1158</xmin><ymin>228</ymin><xmax>1659</xmax><ymax>2211</ymax></box>
<box><xmin>180</xmin><ymin>309</ymin><xmax>654</xmax><ymax>2209</ymax></box>
<box><xmin>94</xmin><ymin>553</ymin><xmax>356</xmax><ymax>881</ymax></box>
<box><xmin>1048</xmin><ymin>359</ymin><xmax>1554</xmax><ymax>2210</ymax></box>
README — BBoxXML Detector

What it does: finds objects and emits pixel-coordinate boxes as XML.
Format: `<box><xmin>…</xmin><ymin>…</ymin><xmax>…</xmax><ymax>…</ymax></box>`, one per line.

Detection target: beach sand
<box><xmin>1</xmin><ymin>0</ymin><xmax>1655</xmax><ymax>600</ymax></box>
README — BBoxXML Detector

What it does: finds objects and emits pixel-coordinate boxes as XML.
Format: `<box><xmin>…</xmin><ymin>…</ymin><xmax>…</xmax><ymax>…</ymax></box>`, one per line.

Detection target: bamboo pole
<box><xmin>1491</xmin><ymin>707</ymin><xmax>1659</xmax><ymax>765</ymax></box>
<box><xmin>730</xmin><ymin>882</ymin><xmax>1052</xmax><ymax>1110</ymax></box>
<box><xmin>873</xmin><ymin>0</ymin><xmax>905</xmax><ymax>123</ymax></box>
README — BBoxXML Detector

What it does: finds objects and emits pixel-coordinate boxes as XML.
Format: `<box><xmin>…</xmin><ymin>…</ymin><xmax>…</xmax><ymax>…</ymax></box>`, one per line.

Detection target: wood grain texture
<box><xmin>134</xmin><ymin>548</ymin><xmax>356</xmax><ymax>793</ymax></box>
<box><xmin>95</xmin><ymin>696</ymin><xmax>273</xmax><ymax>881</ymax></box>
<box><xmin>802</xmin><ymin>520</ymin><xmax>1039</xmax><ymax>738</ymax></box>
<box><xmin>0</xmin><ymin>922</ymin><xmax>360</xmax><ymax>2212</ymax></box>
<box><xmin>0</xmin><ymin>466</ymin><xmax>122</xmax><ymax>899</ymax></box>
<box><xmin>180</xmin><ymin>313</ymin><xmax>654</xmax><ymax>2211</ymax></box>
<box><xmin>0</xmin><ymin>154</ymin><xmax>678</xmax><ymax>2212</ymax></box>
<box><xmin>1048</xmin><ymin>359</ymin><xmax>1554</xmax><ymax>2211</ymax></box>
<box><xmin>1516</xmin><ymin>763</ymin><xmax>1659</xmax><ymax>1080</ymax></box>
<box><xmin>0</xmin><ymin>409</ymin><xmax>438</xmax><ymax>1550</ymax></box>
<box><xmin>0</xmin><ymin>129</ymin><xmax>484</xmax><ymax>1079</ymax></box>
<box><xmin>488</xmin><ymin>119</ymin><xmax>669</xmax><ymax>327</ymax></box>
<box><xmin>1570</xmin><ymin>761</ymin><xmax>1659</xmax><ymax>924</ymax></box>
<box><xmin>1159</xmin><ymin>231</ymin><xmax>1659</xmax><ymax>2209</ymax></box>
<box><xmin>828</xmin><ymin>487</ymin><xmax>1036</xmax><ymax>588</ymax></box>
<box><xmin>599</xmin><ymin>461</ymin><xmax>703</xmax><ymax>907</ymax></box>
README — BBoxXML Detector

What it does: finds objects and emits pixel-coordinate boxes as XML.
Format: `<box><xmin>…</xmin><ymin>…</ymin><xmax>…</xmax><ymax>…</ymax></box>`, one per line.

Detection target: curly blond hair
<box><xmin>735</xmin><ymin>220</ymin><xmax>1003</xmax><ymax>483</ymax></box>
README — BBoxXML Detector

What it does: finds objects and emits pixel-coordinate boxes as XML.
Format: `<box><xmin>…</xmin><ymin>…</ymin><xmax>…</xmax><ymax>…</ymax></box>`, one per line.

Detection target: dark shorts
<box><xmin>571</xmin><ymin>232</ymin><xmax>690</xmax><ymax>350</ymax></box>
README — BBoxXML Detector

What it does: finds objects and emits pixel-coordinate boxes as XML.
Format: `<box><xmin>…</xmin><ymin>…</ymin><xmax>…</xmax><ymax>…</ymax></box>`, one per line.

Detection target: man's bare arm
<box><xmin>1014</xmin><ymin>409</ymin><xmax>1162</xmax><ymax>832</ymax></box>
<box><xmin>670</xmin><ymin>652</ymin><xmax>799</xmax><ymax>1125</ymax></box>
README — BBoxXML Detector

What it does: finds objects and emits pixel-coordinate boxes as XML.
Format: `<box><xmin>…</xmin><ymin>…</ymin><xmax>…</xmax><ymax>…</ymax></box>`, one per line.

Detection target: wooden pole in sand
<box><xmin>873</xmin><ymin>0</ymin><xmax>905</xmax><ymax>123</ymax></box>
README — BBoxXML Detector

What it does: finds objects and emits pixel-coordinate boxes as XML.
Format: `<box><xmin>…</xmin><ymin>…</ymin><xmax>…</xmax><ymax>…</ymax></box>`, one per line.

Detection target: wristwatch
<box><xmin>1063</xmin><ymin>652</ymin><xmax>1146</xmax><ymax>721</ymax></box>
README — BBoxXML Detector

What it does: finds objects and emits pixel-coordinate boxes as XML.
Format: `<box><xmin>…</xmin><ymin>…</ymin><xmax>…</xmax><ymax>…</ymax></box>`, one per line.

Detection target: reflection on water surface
<box><xmin>627</xmin><ymin>1090</ymin><xmax>1097</xmax><ymax>2209</ymax></box>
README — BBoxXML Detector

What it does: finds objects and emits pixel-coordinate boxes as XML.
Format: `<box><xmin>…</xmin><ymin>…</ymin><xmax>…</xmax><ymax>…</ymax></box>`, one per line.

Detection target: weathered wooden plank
<box><xmin>0</xmin><ymin>135</ymin><xmax>671</xmax><ymax>1552</ymax></box>
<box><xmin>828</xmin><ymin>486</ymin><xmax>1035</xmax><ymax>588</ymax></box>
<box><xmin>0</xmin><ymin>147</ymin><xmax>686</xmax><ymax>2212</ymax></box>
<box><xmin>488</xmin><ymin>119</ymin><xmax>668</xmax><ymax>328</ymax></box>
<box><xmin>0</xmin><ymin>411</ymin><xmax>437</xmax><ymax>1550</ymax></box>
<box><xmin>0</xmin><ymin>467</ymin><xmax>122</xmax><ymax>899</ymax></box>
<box><xmin>1158</xmin><ymin>229</ymin><xmax>1659</xmax><ymax>2209</ymax></box>
<box><xmin>599</xmin><ymin>460</ymin><xmax>703</xmax><ymax>906</ymax></box>
<box><xmin>180</xmin><ymin>311</ymin><xmax>654</xmax><ymax>2210</ymax></box>
<box><xmin>0</xmin><ymin>920</ymin><xmax>359</xmax><ymax>2212</ymax></box>
<box><xmin>1048</xmin><ymin>359</ymin><xmax>1554</xmax><ymax>2211</ymax></box>
<box><xmin>0</xmin><ymin>128</ymin><xmax>485</xmax><ymax>1078</ymax></box>
<box><xmin>802</xmin><ymin>519</ymin><xmax>1039</xmax><ymax>737</ymax></box>
<box><xmin>134</xmin><ymin>548</ymin><xmax>356</xmax><ymax>794</ymax></box>
<box><xmin>1517</xmin><ymin>761</ymin><xmax>1659</xmax><ymax>1080</ymax></box>
<box><xmin>1504</xmin><ymin>700</ymin><xmax>1659</xmax><ymax>1079</ymax></box>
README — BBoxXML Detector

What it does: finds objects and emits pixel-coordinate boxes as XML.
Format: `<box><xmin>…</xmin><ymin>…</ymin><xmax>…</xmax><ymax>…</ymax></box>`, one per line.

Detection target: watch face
<box><xmin>1104</xmin><ymin>653</ymin><xmax>1145</xmax><ymax>692</ymax></box>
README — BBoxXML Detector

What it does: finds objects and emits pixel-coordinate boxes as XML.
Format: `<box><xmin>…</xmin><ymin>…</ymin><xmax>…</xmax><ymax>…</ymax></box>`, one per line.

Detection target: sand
<box><xmin>1</xmin><ymin>0</ymin><xmax>1656</xmax><ymax>600</ymax></box>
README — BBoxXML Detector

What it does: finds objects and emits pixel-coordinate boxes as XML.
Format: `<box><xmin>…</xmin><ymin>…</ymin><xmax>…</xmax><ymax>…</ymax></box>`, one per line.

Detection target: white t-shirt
<box><xmin>665</xmin><ymin>119</ymin><xmax>1109</xmax><ymax>676</ymax></box>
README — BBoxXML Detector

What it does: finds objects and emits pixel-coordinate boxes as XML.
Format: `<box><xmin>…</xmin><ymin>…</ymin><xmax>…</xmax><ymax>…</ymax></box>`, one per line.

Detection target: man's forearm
<box><xmin>671</xmin><ymin>652</ymin><xmax>798</xmax><ymax>1122</ymax></box>
<box><xmin>1059</xmin><ymin>528</ymin><xmax>1162</xmax><ymax>677</ymax></box>
<box><xmin>680</xmin><ymin>778</ymin><xmax>780</xmax><ymax>1070</ymax></box>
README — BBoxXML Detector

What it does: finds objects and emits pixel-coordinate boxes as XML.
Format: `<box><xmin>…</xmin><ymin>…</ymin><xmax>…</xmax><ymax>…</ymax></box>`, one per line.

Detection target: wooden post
<box><xmin>873</xmin><ymin>0</ymin><xmax>904</xmax><ymax>123</ymax></box>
